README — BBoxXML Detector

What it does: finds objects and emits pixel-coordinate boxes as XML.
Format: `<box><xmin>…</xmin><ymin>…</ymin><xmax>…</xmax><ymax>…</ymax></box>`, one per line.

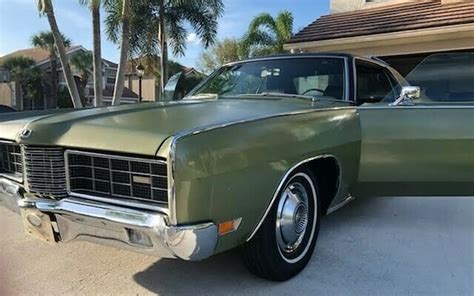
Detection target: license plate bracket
<box><xmin>21</xmin><ymin>209</ymin><xmax>57</xmax><ymax>245</ymax></box>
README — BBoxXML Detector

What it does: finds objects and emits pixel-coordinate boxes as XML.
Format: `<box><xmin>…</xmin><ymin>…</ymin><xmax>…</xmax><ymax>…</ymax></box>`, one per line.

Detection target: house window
<box><xmin>106</xmin><ymin>77</ymin><xmax>116</xmax><ymax>85</ymax></box>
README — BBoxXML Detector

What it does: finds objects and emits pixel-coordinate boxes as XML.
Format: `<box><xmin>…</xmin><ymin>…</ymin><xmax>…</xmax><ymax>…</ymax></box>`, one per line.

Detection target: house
<box><xmin>124</xmin><ymin>56</ymin><xmax>204</xmax><ymax>102</ymax></box>
<box><xmin>0</xmin><ymin>46</ymin><xmax>138</xmax><ymax>110</ymax></box>
<box><xmin>285</xmin><ymin>0</ymin><xmax>474</xmax><ymax>75</ymax></box>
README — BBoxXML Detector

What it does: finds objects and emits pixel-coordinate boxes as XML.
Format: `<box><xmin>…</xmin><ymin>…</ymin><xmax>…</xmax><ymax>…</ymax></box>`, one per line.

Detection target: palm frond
<box><xmin>164</xmin><ymin>10</ymin><xmax>187</xmax><ymax>56</ymax></box>
<box><xmin>31</xmin><ymin>31</ymin><xmax>71</xmax><ymax>51</ymax></box>
<box><xmin>104</xmin><ymin>0</ymin><xmax>123</xmax><ymax>44</ymax></box>
<box><xmin>275</xmin><ymin>10</ymin><xmax>293</xmax><ymax>44</ymax></box>
<box><xmin>171</xmin><ymin>1</ymin><xmax>221</xmax><ymax>48</ymax></box>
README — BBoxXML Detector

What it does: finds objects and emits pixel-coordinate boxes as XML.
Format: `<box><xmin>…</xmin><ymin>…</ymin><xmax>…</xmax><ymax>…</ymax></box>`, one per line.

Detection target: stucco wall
<box><xmin>0</xmin><ymin>82</ymin><xmax>16</xmax><ymax>108</ymax></box>
<box><xmin>331</xmin><ymin>0</ymin><xmax>422</xmax><ymax>13</ymax></box>
<box><xmin>330</xmin><ymin>0</ymin><xmax>471</xmax><ymax>13</ymax></box>
<box><xmin>125</xmin><ymin>77</ymin><xmax>158</xmax><ymax>102</ymax></box>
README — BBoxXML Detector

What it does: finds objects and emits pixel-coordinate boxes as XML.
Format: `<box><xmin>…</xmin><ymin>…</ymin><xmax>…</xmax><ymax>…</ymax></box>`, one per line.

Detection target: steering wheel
<box><xmin>301</xmin><ymin>88</ymin><xmax>325</xmax><ymax>96</ymax></box>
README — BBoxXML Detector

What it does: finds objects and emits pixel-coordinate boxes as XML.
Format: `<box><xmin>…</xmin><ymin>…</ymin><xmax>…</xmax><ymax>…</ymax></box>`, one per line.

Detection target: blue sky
<box><xmin>0</xmin><ymin>0</ymin><xmax>329</xmax><ymax>68</ymax></box>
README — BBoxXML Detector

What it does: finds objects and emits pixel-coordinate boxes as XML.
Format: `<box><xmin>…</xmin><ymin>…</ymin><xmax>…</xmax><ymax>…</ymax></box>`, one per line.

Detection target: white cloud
<box><xmin>186</xmin><ymin>33</ymin><xmax>199</xmax><ymax>44</ymax></box>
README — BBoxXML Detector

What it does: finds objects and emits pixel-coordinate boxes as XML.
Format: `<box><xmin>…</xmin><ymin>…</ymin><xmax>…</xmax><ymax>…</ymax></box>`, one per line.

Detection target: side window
<box><xmin>356</xmin><ymin>60</ymin><xmax>393</xmax><ymax>104</ymax></box>
<box><xmin>291</xmin><ymin>58</ymin><xmax>345</xmax><ymax>100</ymax></box>
<box><xmin>406</xmin><ymin>53</ymin><xmax>474</xmax><ymax>103</ymax></box>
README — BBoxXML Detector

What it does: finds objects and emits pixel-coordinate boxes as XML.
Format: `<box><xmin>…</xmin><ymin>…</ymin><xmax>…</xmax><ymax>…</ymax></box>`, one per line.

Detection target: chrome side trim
<box><xmin>358</xmin><ymin>105</ymin><xmax>474</xmax><ymax>110</ymax></box>
<box><xmin>173</xmin><ymin>107</ymin><xmax>355</xmax><ymax>139</ymax></box>
<box><xmin>64</xmin><ymin>150</ymin><xmax>169</xmax><ymax>215</ymax></box>
<box><xmin>246</xmin><ymin>154</ymin><xmax>341</xmax><ymax>242</ymax></box>
<box><xmin>167</xmin><ymin>108</ymin><xmax>354</xmax><ymax>225</ymax></box>
<box><xmin>326</xmin><ymin>194</ymin><xmax>355</xmax><ymax>215</ymax></box>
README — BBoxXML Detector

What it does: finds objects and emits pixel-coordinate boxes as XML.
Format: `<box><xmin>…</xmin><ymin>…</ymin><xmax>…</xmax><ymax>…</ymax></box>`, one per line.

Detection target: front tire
<box><xmin>242</xmin><ymin>168</ymin><xmax>320</xmax><ymax>281</ymax></box>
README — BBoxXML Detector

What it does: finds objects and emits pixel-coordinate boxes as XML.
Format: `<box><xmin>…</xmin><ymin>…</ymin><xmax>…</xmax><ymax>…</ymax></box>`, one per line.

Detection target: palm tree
<box><xmin>36</xmin><ymin>0</ymin><xmax>83</xmax><ymax>108</ymax></box>
<box><xmin>79</xmin><ymin>0</ymin><xmax>103</xmax><ymax>107</ymax></box>
<box><xmin>70</xmin><ymin>50</ymin><xmax>93</xmax><ymax>105</ymax></box>
<box><xmin>1</xmin><ymin>57</ymin><xmax>44</xmax><ymax>109</ymax></box>
<box><xmin>31</xmin><ymin>31</ymin><xmax>69</xmax><ymax>109</ymax></box>
<box><xmin>103</xmin><ymin>0</ymin><xmax>131</xmax><ymax>105</ymax></box>
<box><xmin>105</xmin><ymin>0</ymin><xmax>224</xmax><ymax>97</ymax></box>
<box><xmin>242</xmin><ymin>11</ymin><xmax>294</xmax><ymax>57</ymax></box>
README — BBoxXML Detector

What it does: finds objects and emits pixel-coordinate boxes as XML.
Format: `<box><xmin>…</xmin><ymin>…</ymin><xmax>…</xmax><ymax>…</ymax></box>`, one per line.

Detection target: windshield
<box><xmin>188</xmin><ymin>58</ymin><xmax>346</xmax><ymax>100</ymax></box>
<box><xmin>384</xmin><ymin>52</ymin><xmax>474</xmax><ymax>103</ymax></box>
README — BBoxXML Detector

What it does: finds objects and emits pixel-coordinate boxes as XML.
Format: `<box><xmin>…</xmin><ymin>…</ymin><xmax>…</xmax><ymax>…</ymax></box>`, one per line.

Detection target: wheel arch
<box><xmin>246</xmin><ymin>154</ymin><xmax>341</xmax><ymax>242</ymax></box>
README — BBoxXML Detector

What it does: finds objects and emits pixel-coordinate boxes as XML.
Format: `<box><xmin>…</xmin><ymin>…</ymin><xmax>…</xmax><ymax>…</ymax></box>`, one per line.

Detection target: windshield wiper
<box><xmin>222</xmin><ymin>93</ymin><xmax>317</xmax><ymax>102</ymax></box>
<box><xmin>260</xmin><ymin>92</ymin><xmax>316</xmax><ymax>101</ymax></box>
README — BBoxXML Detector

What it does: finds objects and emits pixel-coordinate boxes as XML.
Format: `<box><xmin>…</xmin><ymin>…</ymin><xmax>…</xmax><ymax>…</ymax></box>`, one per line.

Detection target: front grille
<box><xmin>66</xmin><ymin>151</ymin><xmax>168</xmax><ymax>205</ymax></box>
<box><xmin>0</xmin><ymin>141</ymin><xmax>23</xmax><ymax>181</ymax></box>
<box><xmin>23</xmin><ymin>146</ymin><xmax>67</xmax><ymax>198</ymax></box>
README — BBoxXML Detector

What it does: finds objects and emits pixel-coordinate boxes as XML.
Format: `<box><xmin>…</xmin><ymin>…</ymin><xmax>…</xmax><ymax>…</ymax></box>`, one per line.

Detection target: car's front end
<box><xmin>0</xmin><ymin>137</ymin><xmax>218</xmax><ymax>260</ymax></box>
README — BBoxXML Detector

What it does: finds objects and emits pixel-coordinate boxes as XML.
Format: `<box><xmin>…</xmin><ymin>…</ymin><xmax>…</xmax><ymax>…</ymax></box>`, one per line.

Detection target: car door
<box><xmin>355</xmin><ymin>54</ymin><xmax>474</xmax><ymax>197</ymax></box>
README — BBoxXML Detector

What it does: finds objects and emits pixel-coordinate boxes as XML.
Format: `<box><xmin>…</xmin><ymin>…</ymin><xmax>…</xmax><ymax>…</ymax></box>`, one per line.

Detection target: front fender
<box><xmin>165</xmin><ymin>108</ymin><xmax>361</xmax><ymax>253</ymax></box>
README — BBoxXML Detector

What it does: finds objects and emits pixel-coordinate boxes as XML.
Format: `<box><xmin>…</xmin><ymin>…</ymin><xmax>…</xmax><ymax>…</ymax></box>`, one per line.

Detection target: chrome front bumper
<box><xmin>0</xmin><ymin>178</ymin><xmax>217</xmax><ymax>261</ymax></box>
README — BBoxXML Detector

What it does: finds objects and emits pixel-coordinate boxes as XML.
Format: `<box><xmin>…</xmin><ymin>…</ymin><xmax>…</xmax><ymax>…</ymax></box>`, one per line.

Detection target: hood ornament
<box><xmin>19</xmin><ymin>129</ymin><xmax>32</xmax><ymax>139</ymax></box>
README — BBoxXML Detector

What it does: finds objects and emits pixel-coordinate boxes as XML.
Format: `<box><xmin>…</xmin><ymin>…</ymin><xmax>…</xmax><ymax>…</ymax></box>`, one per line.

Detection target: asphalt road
<box><xmin>1</xmin><ymin>195</ymin><xmax>473</xmax><ymax>296</ymax></box>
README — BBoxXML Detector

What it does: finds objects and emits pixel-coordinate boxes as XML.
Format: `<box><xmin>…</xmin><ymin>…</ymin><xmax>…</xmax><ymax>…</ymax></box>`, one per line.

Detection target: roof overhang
<box><xmin>284</xmin><ymin>23</ymin><xmax>474</xmax><ymax>56</ymax></box>
<box><xmin>36</xmin><ymin>46</ymin><xmax>86</xmax><ymax>67</ymax></box>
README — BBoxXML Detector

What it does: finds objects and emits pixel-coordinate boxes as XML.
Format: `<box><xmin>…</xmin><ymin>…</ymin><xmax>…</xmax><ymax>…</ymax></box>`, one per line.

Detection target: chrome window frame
<box><xmin>352</xmin><ymin>56</ymin><xmax>400</xmax><ymax>104</ymax></box>
<box><xmin>65</xmin><ymin>150</ymin><xmax>170</xmax><ymax>216</ymax></box>
<box><xmin>188</xmin><ymin>55</ymin><xmax>351</xmax><ymax>102</ymax></box>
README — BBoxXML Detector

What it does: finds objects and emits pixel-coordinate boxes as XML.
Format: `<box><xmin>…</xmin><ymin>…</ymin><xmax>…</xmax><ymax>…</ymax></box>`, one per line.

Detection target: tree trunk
<box><xmin>112</xmin><ymin>0</ymin><xmax>131</xmax><ymax>106</ymax></box>
<box><xmin>159</xmin><ymin>2</ymin><xmax>169</xmax><ymax>96</ymax></box>
<box><xmin>45</xmin><ymin>12</ymin><xmax>83</xmax><ymax>108</ymax></box>
<box><xmin>92</xmin><ymin>5</ymin><xmax>103</xmax><ymax>107</ymax></box>
<box><xmin>50</xmin><ymin>54</ymin><xmax>59</xmax><ymax>108</ymax></box>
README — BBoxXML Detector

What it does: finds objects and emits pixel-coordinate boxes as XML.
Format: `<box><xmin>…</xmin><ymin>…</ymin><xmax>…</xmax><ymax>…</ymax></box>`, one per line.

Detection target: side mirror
<box><xmin>390</xmin><ymin>86</ymin><xmax>421</xmax><ymax>106</ymax></box>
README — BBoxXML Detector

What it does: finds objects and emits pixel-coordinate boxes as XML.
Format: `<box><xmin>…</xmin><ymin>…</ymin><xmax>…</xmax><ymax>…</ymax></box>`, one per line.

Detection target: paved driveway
<box><xmin>1</xmin><ymin>196</ymin><xmax>473</xmax><ymax>296</ymax></box>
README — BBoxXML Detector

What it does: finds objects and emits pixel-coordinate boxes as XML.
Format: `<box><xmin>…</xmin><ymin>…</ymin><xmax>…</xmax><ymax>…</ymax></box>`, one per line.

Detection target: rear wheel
<box><xmin>242</xmin><ymin>168</ymin><xmax>320</xmax><ymax>281</ymax></box>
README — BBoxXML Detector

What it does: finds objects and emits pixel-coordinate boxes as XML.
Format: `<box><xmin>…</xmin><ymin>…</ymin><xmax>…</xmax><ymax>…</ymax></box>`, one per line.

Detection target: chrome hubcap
<box><xmin>276</xmin><ymin>182</ymin><xmax>309</xmax><ymax>254</ymax></box>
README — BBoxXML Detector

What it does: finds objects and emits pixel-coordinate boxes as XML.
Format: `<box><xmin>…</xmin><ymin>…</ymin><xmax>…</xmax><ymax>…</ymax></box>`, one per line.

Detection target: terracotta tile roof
<box><xmin>96</xmin><ymin>85</ymin><xmax>138</xmax><ymax>99</ymax></box>
<box><xmin>0</xmin><ymin>46</ymin><xmax>82</xmax><ymax>64</ymax></box>
<box><xmin>287</xmin><ymin>0</ymin><xmax>474</xmax><ymax>44</ymax></box>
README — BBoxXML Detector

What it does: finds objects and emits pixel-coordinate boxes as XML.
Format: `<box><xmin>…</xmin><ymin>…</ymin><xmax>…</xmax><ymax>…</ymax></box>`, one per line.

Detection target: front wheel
<box><xmin>242</xmin><ymin>168</ymin><xmax>320</xmax><ymax>281</ymax></box>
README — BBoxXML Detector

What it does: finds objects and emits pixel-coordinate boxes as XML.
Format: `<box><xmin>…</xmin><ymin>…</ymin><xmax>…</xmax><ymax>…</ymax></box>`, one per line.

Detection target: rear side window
<box><xmin>356</xmin><ymin>60</ymin><xmax>393</xmax><ymax>103</ymax></box>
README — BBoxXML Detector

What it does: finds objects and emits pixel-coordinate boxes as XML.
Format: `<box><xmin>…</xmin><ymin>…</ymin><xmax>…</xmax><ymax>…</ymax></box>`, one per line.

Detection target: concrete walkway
<box><xmin>1</xmin><ymin>196</ymin><xmax>473</xmax><ymax>295</ymax></box>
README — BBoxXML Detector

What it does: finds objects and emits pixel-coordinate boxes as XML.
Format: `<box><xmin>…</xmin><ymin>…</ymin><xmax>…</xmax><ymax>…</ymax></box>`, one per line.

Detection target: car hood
<box><xmin>0</xmin><ymin>99</ymin><xmax>345</xmax><ymax>156</ymax></box>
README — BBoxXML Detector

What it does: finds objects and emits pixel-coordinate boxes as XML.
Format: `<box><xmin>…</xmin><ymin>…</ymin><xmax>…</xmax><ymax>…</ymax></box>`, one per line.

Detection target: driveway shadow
<box><xmin>133</xmin><ymin>196</ymin><xmax>474</xmax><ymax>296</ymax></box>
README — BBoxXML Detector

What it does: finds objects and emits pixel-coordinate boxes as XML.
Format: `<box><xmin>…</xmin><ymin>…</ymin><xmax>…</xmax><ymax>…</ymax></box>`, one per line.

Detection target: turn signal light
<box><xmin>218</xmin><ymin>218</ymin><xmax>242</xmax><ymax>236</ymax></box>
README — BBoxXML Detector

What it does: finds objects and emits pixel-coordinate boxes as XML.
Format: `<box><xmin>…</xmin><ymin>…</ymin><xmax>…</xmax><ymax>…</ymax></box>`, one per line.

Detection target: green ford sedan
<box><xmin>0</xmin><ymin>52</ymin><xmax>473</xmax><ymax>281</ymax></box>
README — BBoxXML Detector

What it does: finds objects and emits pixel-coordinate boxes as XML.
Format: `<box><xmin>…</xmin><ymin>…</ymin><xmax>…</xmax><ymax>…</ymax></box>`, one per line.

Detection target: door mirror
<box><xmin>390</xmin><ymin>86</ymin><xmax>421</xmax><ymax>106</ymax></box>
